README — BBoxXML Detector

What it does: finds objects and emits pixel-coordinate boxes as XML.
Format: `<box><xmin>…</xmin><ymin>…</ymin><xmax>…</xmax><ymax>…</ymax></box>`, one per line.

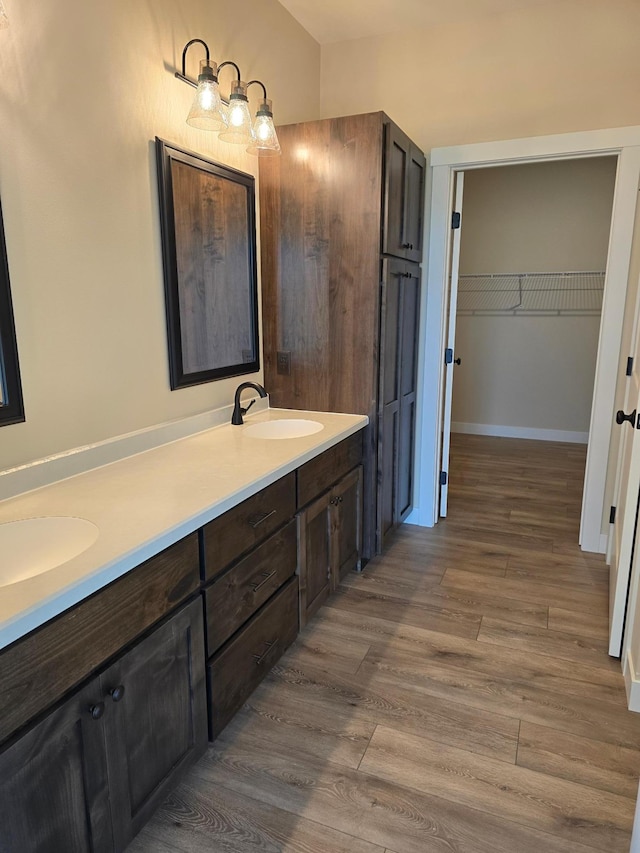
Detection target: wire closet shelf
<box><xmin>456</xmin><ymin>271</ymin><xmax>605</xmax><ymax>316</ymax></box>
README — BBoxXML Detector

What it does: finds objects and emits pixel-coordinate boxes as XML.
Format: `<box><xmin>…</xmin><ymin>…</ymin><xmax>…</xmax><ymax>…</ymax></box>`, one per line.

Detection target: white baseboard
<box><xmin>452</xmin><ymin>421</ymin><xmax>589</xmax><ymax>444</ymax></box>
<box><xmin>0</xmin><ymin>397</ymin><xmax>270</xmax><ymax>503</ymax></box>
<box><xmin>624</xmin><ymin>648</ymin><xmax>640</xmax><ymax>713</ymax></box>
<box><xmin>404</xmin><ymin>507</ymin><xmax>435</xmax><ymax>528</ymax></box>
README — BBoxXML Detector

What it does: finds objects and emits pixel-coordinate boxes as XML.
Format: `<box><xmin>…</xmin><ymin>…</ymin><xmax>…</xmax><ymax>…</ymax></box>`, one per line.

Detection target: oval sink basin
<box><xmin>243</xmin><ymin>419</ymin><xmax>324</xmax><ymax>440</ymax></box>
<box><xmin>0</xmin><ymin>517</ymin><xmax>99</xmax><ymax>587</ymax></box>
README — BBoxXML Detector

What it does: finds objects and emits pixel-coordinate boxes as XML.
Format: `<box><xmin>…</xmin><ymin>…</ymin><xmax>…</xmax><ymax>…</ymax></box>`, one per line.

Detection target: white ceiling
<box><xmin>277</xmin><ymin>0</ymin><xmax>557</xmax><ymax>44</ymax></box>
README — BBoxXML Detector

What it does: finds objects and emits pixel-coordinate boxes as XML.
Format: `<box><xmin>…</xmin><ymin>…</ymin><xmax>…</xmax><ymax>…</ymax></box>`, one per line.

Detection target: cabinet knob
<box><xmin>110</xmin><ymin>685</ymin><xmax>126</xmax><ymax>703</ymax></box>
<box><xmin>402</xmin><ymin>242</ymin><xmax>411</xmax><ymax>249</ymax></box>
<box><xmin>89</xmin><ymin>702</ymin><xmax>105</xmax><ymax>720</ymax></box>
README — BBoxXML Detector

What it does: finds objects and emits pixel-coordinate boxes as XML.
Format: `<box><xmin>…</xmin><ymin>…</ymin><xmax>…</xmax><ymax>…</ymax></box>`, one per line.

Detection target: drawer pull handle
<box><xmin>253</xmin><ymin>639</ymin><xmax>276</xmax><ymax>666</ymax></box>
<box><xmin>251</xmin><ymin>570</ymin><xmax>277</xmax><ymax>592</ymax></box>
<box><xmin>89</xmin><ymin>702</ymin><xmax>105</xmax><ymax>721</ymax></box>
<box><xmin>248</xmin><ymin>509</ymin><xmax>277</xmax><ymax>529</ymax></box>
<box><xmin>109</xmin><ymin>685</ymin><xmax>125</xmax><ymax>703</ymax></box>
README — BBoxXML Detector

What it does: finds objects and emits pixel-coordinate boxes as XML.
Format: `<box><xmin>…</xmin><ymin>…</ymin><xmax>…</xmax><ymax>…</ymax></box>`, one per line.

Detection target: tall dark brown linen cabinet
<box><xmin>259</xmin><ymin>112</ymin><xmax>426</xmax><ymax>556</ymax></box>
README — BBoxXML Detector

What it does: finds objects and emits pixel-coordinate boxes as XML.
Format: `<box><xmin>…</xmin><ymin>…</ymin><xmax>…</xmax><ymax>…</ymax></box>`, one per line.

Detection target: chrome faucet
<box><xmin>231</xmin><ymin>382</ymin><xmax>267</xmax><ymax>425</ymax></box>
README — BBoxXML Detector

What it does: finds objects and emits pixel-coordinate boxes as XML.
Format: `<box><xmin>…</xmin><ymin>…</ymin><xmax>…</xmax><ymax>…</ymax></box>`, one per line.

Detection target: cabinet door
<box><xmin>404</xmin><ymin>146</ymin><xmax>426</xmax><ymax>262</ymax></box>
<box><xmin>397</xmin><ymin>267</ymin><xmax>421</xmax><ymax>521</ymax></box>
<box><xmin>378</xmin><ymin>259</ymin><xmax>421</xmax><ymax>549</ymax></box>
<box><xmin>383</xmin><ymin>123</ymin><xmax>426</xmax><ymax>263</ymax></box>
<box><xmin>102</xmin><ymin>597</ymin><xmax>207</xmax><ymax>851</ymax></box>
<box><xmin>330</xmin><ymin>465</ymin><xmax>363</xmax><ymax>590</ymax></box>
<box><xmin>298</xmin><ymin>490</ymin><xmax>332</xmax><ymax>627</ymax></box>
<box><xmin>0</xmin><ymin>682</ymin><xmax>113</xmax><ymax>853</ymax></box>
<box><xmin>378</xmin><ymin>260</ymin><xmax>401</xmax><ymax>548</ymax></box>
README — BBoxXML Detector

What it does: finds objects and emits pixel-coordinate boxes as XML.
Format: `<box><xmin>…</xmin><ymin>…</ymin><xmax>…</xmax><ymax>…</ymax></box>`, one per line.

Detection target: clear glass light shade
<box><xmin>0</xmin><ymin>1</ymin><xmax>9</xmax><ymax>29</ymax></box>
<box><xmin>186</xmin><ymin>60</ymin><xmax>228</xmax><ymax>131</ymax></box>
<box><xmin>218</xmin><ymin>81</ymin><xmax>255</xmax><ymax>145</ymax></box>
<box><xmin>247</xmin><ymin>100</ymin><xmax>281</xmax><ymax>156</ymax></box>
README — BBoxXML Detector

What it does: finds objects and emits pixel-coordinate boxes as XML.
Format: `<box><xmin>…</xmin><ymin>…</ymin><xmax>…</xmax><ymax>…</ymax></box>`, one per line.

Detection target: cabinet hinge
<box><xmin>445</xmin><ymin>348</ymin><xmax>453</xmax><ymax>365</ymax></box>
<box><xmin>610</xmin><ymin>505</ymin><xmax>617</xmax><ymax>524</ymax></box>
<box><xmin>440</xmin><ymin>471</ymin><xmax>448</xmax><ymax>486</ymax></box>
<box><xmin>451</xmin><ymin>211</ymin><xmax>461</xmax><ymax>230</ymax></box>
<box><xmin>627</xmin><ymin>357</ymin><xmax>634</xmax><ymax>377</ymax></box>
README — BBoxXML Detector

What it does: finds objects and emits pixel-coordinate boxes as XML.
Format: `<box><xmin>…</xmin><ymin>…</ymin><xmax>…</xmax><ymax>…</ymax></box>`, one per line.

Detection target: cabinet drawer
<box><xmin>202</xmin><ymin>473</ymin><xmax>296</xmax><ymax>581</ymax></box>
<box><xmin>204</xmin><ymin>519</ymin><xmax>297</xmax><ymax>656</ymax></box>
<box><xmin>297</xmin><ymin>432</ymin><xmax>363</xmax><ymax>508</ymax></box>
<box><xmin>207</xmin><ymin>576</ymin><xmax>299</xmax><ymax>739</ymax></box>
<box><xmin>0</xmin><ymin>533</ymin><xmax>200</xmax><ymax>747</ymax></box>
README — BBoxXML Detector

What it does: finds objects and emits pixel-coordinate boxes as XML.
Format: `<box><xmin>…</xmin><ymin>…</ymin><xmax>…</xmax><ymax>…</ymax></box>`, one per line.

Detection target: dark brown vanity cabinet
<box><xmin>379</xmin><ymin>258</ymin><xmax>421</xmax><ymax>550</ymax></box>
<box><xmin>0</xmin><ymin>680</ymin><xmax>114</xmax><ymax>853</ymax></box>
<box><xmin>202</xmin><ymin>433</ymin><xmax>365</xmax><ymax>732</ymax></box>
<box><xmin>297</xmin><ymin>432</ymin><xmax>363</xmax><ymax>626</ymax></box>
<box><xmin>201</xmin><ymin>473</ymin><xmax>299</xmax><ymax>739</ymax></box>
<box><xmin>259</xmin><ymin>112</ymin><xmax>425</xmax><ymax>557</ymax></box>
<box><xmin>101</xmin><ymin>598</ymin><xmax>207</xmax><ymax>850</ymax></box>
<box><xmin>383</xmin><ymin>123</ymin><xmax>427</xmax><ymax>263</ymax></box>
<box><xmin>0</xmin><ymin>537</ymin><xmax>207</xmax><ymax>853</ymax></box>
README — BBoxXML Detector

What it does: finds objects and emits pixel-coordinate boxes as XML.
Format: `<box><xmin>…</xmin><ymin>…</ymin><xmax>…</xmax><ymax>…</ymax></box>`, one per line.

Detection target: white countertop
<box><xmin>0</xmin><ymin>408</ymin><xmax>368</xmax><ymax>651</ymax></box>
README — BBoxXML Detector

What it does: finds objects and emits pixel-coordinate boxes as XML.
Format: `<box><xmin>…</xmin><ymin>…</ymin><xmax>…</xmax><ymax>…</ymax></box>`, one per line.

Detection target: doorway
<box><xmin>446</xmin><ymin>157</ymin><xmax>617</xmax><ymax>519</ymax></box>
<box><xmin>412</xmin><ymin>126</ymin><xmax>640</xmax><ymax>557</ymax></box>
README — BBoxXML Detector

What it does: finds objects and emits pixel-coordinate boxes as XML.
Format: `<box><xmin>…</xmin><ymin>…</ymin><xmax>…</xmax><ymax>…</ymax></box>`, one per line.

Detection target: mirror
<box><xmin>155</xmin><ymin>138</ymin><xmax>260</xmax><ymax>389</ymax></box>
<box><xmin>0</xmin><ymin>197</ymin><xmax>24</xmax><ymax>427</ymax></box>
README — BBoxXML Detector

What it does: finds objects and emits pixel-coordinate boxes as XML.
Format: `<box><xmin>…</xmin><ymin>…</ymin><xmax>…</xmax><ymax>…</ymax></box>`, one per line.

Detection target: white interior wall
<box><xmin>0</xmin><ymin>0</ymin><xmax>320</xmax><ymax>472</ymax></box>
<box><xmin>452</xmin><ymin>158</ymin><xmax>617</xmax><ymax>438</ymax></box>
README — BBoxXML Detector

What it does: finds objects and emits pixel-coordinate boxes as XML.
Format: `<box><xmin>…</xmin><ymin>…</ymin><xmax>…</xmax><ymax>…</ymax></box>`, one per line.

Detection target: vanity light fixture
<box><xmin>246</xmin><ymin>82</ymin><xmax>281</xmax><ymax>157</ymax></box>
<box><xmin>218</xmin><ymin>78</ymin><xmax>254</xmax><ymax>145</ymax></box>
<box><xmin>176</xmin><ymin>39</ymin><xmax>280</xmax><ymax>156</ymax></box>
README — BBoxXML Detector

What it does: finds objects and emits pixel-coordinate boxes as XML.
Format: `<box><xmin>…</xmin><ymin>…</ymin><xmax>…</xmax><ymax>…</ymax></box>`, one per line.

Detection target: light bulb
<box><xmin>186</xmin><ymin>60</ymin><xmax>228</xmax><ymax>131</ymax></box>
<box><xmin>247</xmin><ymin>99</ymin><xmax>281</xmax><ymax>157</ymax></box>
<box><xmin>218</xmin><ymin>80</ymin><xmax>255</xmax><ymax>145</ymax></box>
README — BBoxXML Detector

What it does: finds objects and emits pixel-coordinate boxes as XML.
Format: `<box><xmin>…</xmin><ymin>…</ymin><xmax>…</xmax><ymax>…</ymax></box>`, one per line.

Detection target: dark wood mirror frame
<box><xmin>155</xmin><ymin>138</ymin><xmax>260</xmax><ymax>389</ymax></box>
<box><xmin>0</xmin><ymin>197</ymin><xmax>25</xmax><ymax>427</ymax></box>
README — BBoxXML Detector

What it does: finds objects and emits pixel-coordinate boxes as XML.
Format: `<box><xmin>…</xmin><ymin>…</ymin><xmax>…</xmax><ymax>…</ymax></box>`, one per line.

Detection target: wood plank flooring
<box><xmin>128</xmin><ymin>433</ymin><xmax>640</xmax><ymax>853</ymax></box>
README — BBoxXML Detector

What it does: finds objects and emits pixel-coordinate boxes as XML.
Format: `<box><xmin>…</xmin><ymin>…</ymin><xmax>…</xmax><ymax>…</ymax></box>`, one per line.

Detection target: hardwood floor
<box><xmin>128</xmin><ymin>433</ymin><xmax>640</xmax><ymax>853</ymax></box>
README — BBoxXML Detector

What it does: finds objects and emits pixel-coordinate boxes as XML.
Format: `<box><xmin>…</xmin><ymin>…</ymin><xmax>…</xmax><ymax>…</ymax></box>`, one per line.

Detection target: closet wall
<box><xmin>451</xmin><ymin>157</ymin><xmax>617</xmax><ymax>441</ymax></box>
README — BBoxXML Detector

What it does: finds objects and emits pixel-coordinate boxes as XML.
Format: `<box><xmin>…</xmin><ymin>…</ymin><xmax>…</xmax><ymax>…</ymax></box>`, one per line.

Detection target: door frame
<box><xmin>411</xmin><ymin>125</ymin><xmax>640</xmax><ymax>552</ymax></box>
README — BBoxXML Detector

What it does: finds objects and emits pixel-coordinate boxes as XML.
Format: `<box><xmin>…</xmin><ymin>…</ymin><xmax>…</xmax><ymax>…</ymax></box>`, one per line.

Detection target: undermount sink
<box><xmin>0</xmin><ymin>516</ymin><xmax>99</xmax><ymax>587</ymax></box>
<box><xmin>243</xmin><ymin>419</ymin><xmax>324</xmax><ymax>440</ymax></box>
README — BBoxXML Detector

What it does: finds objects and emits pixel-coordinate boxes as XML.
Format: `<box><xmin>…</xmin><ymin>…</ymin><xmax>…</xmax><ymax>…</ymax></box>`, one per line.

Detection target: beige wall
<box><xmin>0</xmin><ymin>0</ymin><xmax>320</xmax><ymax>471</ymax></box>
<box><xmin>319</xmin><ymin>0</ymin><xmax>640</xmax><ymax>151</ymax></box>
<box><xmin>451</xmin><ymin>158</ymin><xmax>616</xmax><ymax>434</ymax></box>
<box><xmin>458</xmin><ymin>159</ymin><xmax>618</xmax><ymax>275</ymax></box>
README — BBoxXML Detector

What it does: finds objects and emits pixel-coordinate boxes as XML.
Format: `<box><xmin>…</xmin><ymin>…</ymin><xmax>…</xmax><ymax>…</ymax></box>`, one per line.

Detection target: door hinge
<box><xmin>440</xmin><ymin>471</ymin><xmax>448</xmax><ymax>486</ymax></box>
<box><xmin>451</xmin><ymin>211</ymin><xmax>461</xmax><ymax>230</ymax></box>
<box><xmin>627</xmin><ymin>357</ymin><xmax>634</xmax><ymax>377</ymax></box>
<box><xmin>610</xmin><ymin>505</ymin><xmax>617</xmax><ymax>524</ymax></box>
<box><xmin>445</xmin><ymin>348</ymin><xmax>453</xmax><ymax>364</ymax></box>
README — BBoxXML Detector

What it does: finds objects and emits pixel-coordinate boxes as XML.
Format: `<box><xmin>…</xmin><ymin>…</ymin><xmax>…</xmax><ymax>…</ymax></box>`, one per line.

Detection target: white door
<box><xmin>609</xmin><ymin>301</ymin><xmax>640</xmax><ymax>656</ymax></box>
<box><xmin>439</xmin><ymin>172</ymin><xmax>464</xmax><ymax>516</ymax></box>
